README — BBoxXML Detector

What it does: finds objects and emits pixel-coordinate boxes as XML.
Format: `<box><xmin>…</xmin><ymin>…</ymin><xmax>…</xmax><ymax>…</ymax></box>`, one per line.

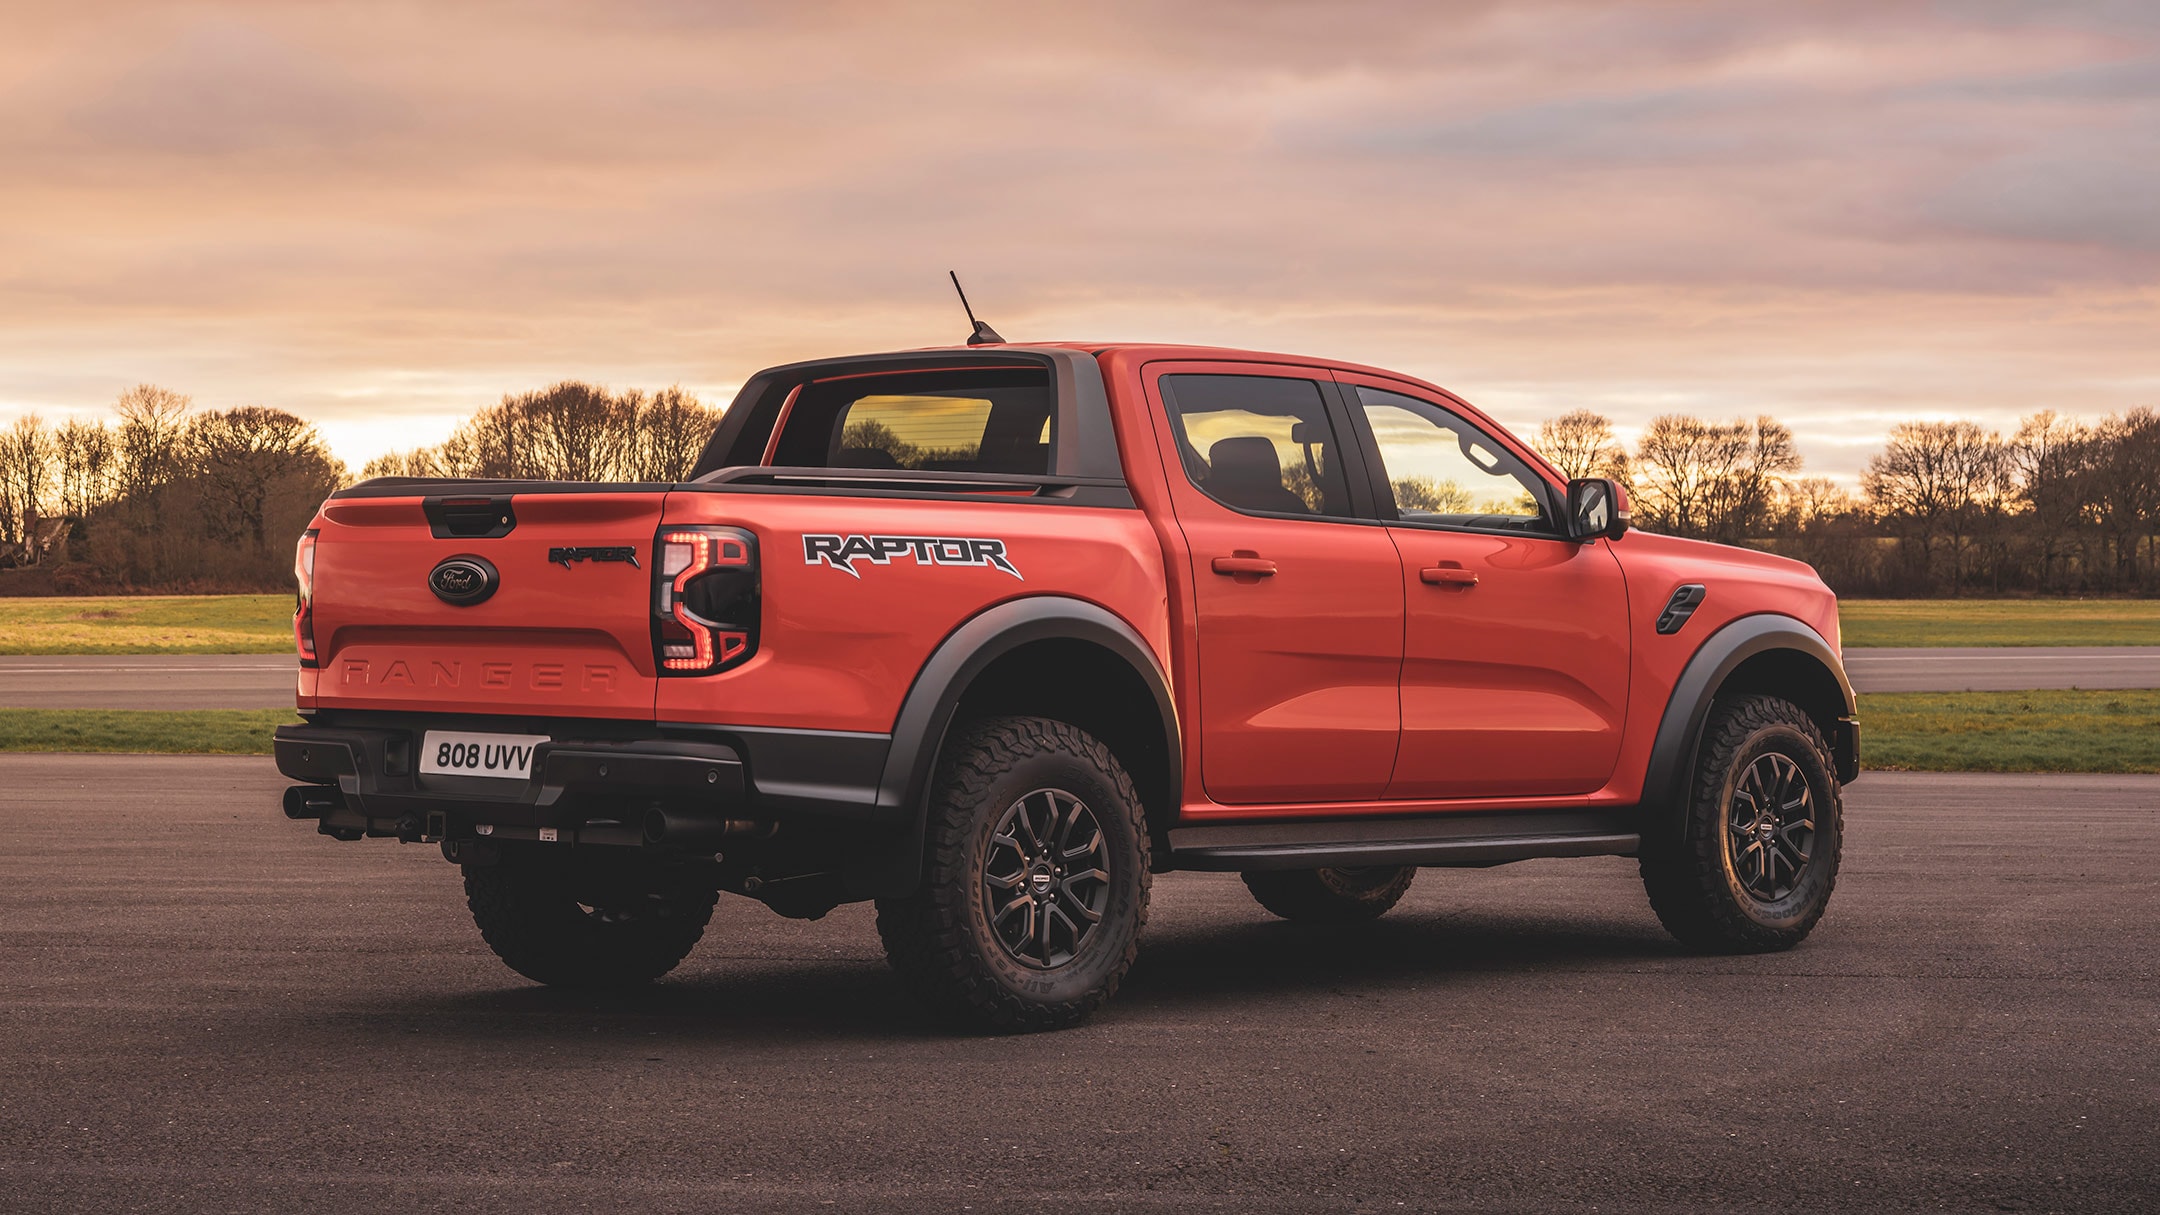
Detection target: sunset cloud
<box><xmin>2</xmin><ymin>1</ymin><xmax>2154</xmax><ymax>476</ymax></box>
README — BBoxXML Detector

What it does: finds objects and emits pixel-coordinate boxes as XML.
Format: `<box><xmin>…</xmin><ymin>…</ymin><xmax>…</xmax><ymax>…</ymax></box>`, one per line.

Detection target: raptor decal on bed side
<box><xmin>802</xmin><ymin>534</ymin><xmax>1022</xmax><ymax>580</ymax></box>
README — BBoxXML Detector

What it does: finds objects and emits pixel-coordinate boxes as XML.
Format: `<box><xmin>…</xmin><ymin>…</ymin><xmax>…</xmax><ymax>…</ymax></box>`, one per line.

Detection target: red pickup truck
<box><xmin>277</xmin><ymin>342</ymin><xmax>1858</xmax><ymax>1031</ymax></box>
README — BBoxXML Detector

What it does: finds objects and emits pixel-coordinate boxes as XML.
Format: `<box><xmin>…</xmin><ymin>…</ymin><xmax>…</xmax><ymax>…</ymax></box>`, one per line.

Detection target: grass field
<box><xmin>3</xmin><ymin>593</ymin><xmax>2158</xmax><ymax>653</ymax></box>
<box><xmin>0</xmin><ymin>594</ymin><xmax>291</xmax><ymax>654</ymax></box>
<box><xmin>1839</xmin><ymin>599</ymin><xmax>2160</xmax><ymax>647</ymax></box>
<box><xmin>4</xmin><ymin>693</ymin><xmax>2157</xmax><ymax>774</ymax></box>
<box><xmin>1858</xmin><ymin>689</ymin><xmax>2160</xmax><ymax>773</ymax></box>
<box><xmin>0</xmin><ymin>709</ymin><xmax>297</xmax><ymax>754</ymax></box>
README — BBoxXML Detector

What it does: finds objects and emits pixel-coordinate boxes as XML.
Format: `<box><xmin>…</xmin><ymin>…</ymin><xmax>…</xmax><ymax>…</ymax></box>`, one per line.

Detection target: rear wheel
<box><xmin>1639</xmin><ymin>694</ymin><xmax>1843</xmax><ymax>953</ymax></box>
<box><xmin>463</xmin><ymin>848</ymin><xmax>718</xmax><ymax>988</ymax></box>
<box><xmin>875</xmin><ymin>716</ymin><xmax>1150</xmax><ymax>1033</ymax></box>
<box><xmin>1242</xmin><ymin>866</ymin><xmax>1415</xmax><ymax>923</ymax></box>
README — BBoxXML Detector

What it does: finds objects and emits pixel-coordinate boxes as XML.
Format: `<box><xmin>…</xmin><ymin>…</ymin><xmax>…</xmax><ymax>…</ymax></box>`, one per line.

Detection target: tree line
<box><xmin>0</xmin><ymin>380</ymin><xmax>720</xmax><ymax>592</ymax></box>
<box><xmin>1532</xmin><ymin>406</ymin><xmax>2160</xmax><ymax>595</ymax></box>
<box><xmin>3</xmin><ymin>378</ymin><xmax>2153</xmax><ymax>595</ymax></box>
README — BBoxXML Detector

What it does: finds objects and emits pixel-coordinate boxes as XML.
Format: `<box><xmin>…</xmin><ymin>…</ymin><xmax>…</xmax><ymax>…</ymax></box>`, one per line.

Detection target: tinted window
<box><xmin>1160</xmin><ymin>375</ymin><xmax>1354</xmax><ymax>518</ymax></box>
<box><xmin>768</xmin><ymin>369</ymin><xmax>1054</xmax><ymax>475</ymax></box>
<box><xmin>1355</xmin><ymin>386</ymin><xmax>1554</xmax><ymax>532</ymax></box>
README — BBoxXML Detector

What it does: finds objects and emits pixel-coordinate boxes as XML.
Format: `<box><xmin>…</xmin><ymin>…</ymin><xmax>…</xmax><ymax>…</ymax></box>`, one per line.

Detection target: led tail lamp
<box><xmin>652</xmin><ymin>526</ymin><xmax>759</xmax><ymax>674</ymax></box>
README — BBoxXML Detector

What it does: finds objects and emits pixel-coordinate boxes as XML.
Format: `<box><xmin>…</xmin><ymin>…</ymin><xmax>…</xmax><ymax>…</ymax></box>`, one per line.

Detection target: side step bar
<box><xmin>1167</xmin><ymin>809</ymin><xmax>1639</xmax><ymax>872</ymax></box>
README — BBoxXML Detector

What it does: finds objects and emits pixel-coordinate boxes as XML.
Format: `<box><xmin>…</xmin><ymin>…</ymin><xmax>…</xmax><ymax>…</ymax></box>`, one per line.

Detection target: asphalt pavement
<box><xmin>1839</xmin><ymin>645</ymin><xmax>2160</xmax><ymax>692</ymax></box>
<box><xmin>5</xmin><ymin>647</ymin><xmax>2160</xmax><ymax>710</ymax></box>
<box><xmin>1</xmin><ymin>755</ymin><xmax>2154</xmax><ymax>1212</ymax></box>
<box><xmin>0</xmin><ymin>654</ymin><xmax>294</xmax><ymax>708</ymax></box>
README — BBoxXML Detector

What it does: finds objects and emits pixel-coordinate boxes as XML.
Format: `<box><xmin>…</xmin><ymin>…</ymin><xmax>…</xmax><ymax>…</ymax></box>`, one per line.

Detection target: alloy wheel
<box><xmin>982</xmin><ymin>788</ymin><xmax>1111</xmax><ymax>969</ymax></box>
<box><xmin>1727</xmin><ymin>752</ymin><xmax>1816</xmax><ymax>902</ymax></box>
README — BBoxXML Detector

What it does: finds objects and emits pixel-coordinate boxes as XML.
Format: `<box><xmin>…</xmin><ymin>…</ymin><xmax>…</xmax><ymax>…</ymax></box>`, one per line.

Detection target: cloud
<box><xmin>0</xmin><ymin>0</ymin><xmax>2153</xmax><ymax>474</ymax></box>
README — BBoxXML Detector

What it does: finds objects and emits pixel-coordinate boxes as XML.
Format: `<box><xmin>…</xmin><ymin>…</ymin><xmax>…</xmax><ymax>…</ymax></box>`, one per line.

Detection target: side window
<box><xmin>1355</xmin><ymin>386</ymin><xmax>1555</xmax><ymax>533</ymax></box>
<box><xmin>1159</xmin><ymin>375</ymin><xmax>1355</xmax><ymax>519</ymax></box>
<box><xmin>767</xmin><ymin>369</ymin><xmax>1054</xmax><ymax>475</ymax></box>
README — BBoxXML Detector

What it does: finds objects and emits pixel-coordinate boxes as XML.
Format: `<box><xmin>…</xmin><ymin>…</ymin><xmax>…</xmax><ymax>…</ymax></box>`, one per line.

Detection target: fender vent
<box><xmin>1656</xmin><ymin>584</ymin><xmax>1707</xmax><ymax>635</ymax></box>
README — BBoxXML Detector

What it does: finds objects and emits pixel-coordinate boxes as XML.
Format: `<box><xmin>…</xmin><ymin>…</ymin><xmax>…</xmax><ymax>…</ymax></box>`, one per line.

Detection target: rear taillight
<box><xmin>653</xmin><ymin>526</ymin><xmax>758</xmax><ymax>675</ymax></box>
<box><xmin>293</xmin><ymin>528</ymin><xmax>319</xmax><ymax>668</ymax></box>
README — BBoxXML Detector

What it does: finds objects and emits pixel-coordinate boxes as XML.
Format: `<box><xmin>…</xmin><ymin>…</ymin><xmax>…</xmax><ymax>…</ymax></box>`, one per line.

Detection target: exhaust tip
<box><xmin>283</xmin><ymin>785</ymin><xmax>343</xmax><ymax>820</ymax></box>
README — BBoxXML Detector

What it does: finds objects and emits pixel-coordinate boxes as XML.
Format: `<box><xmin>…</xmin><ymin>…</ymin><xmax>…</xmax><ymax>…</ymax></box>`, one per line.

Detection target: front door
<box><xmin>1146</xmin><ymin>366</ymin><xmax>1404</xmax><ymax>805</ymax></box>
<box><xmin>1342</xmin><ymin>377</ymin><xmax>1631</xmax><ymax>800</ymax></box>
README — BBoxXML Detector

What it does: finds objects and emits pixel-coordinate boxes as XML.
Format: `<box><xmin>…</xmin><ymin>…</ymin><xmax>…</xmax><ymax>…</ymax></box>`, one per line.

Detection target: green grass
<box><xmin>0</xmin><ymin>594</ymin><xmax>292</xmax><ymax>654</ymax></box>
<box><xmin>1839</xmin><ymin>599</ymin><xmax>2160</xmax><ymax>648</ymax></box>
<box><xmin>6</xmin><ymin>694</ymin><xmax>2157</xmax><ymax>776</ymax></box>
<box><xmin>1859</xmin><ymin>689</ymin><xmax>2160</xmax><ymax>773</ymax></box>
<box><xmin>0</xmin><ymin>709</ymin><xmax>295</xmax><ymax>754</ymax></box>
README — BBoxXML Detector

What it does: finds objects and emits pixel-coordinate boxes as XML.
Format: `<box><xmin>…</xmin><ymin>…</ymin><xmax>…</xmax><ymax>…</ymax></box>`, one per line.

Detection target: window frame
<box><xmin>1148</xmin><ymin>365</ymin><xmax>1383</xmax><ymax>525</ymax></box>
<box><xmin>1334</xmin><ymin>375</ymin><xmax>1570</xmax><ymax>538</ymax></box>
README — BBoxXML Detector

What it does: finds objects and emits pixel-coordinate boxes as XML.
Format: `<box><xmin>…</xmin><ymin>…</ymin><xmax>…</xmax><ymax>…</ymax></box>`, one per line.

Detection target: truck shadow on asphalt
<box><xmin>325</xmin><ymin>907</ymin><xmax>1684</xmax><ymax>1045</ymax></box>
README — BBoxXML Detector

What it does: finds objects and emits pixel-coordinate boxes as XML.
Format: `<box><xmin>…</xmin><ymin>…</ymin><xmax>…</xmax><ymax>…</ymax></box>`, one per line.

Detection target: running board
<box><xmin>1167</xmin><ymin>810</ymin><xmax>1639</xmax><ymax>872</ymax></box>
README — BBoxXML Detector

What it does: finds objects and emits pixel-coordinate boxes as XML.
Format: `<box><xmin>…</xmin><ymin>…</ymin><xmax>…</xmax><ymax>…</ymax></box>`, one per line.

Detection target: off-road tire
<box><xmin>1640</xmin><ymin>694</ymin><xmax>1843</xmax><ymax>953</ymax></box>
<box><xmin>463</xmin><ymin>848</ymin><xmax>718</xmax><ymax>988</ymax></box>
<box><xmin>875</xmin><ymin>716</ymin><xmax>1151</xmax><ymax>1033</ymax></box>
<box><xmin>1242</xmin><ymin>866</ymin><xmax>1415</xmax><ymax>923</ymax></box>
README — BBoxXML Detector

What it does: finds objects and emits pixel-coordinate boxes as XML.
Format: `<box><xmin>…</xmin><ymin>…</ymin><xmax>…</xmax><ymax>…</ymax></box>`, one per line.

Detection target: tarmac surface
<box><xmin>1838</xmin><ymin>645</ymin><xmax>2160</xmax><ymax>692</ymax></box>
<box><xmin>0</xmin><ymin>654</ymin><xmax>294</xmax><ymax>709</ymax></box>
<box><xmin>5</xmin><ymin>647</ymin><xmax>2160</xmax><ymax>709</ymax></box>
<box><xmin>1</xmin><ymin>755</ymin><xmax>2155</xmax><ymax>1212</ymax></box>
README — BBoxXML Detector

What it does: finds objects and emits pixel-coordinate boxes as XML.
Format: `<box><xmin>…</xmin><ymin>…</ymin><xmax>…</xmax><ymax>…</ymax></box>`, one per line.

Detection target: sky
<box><xmin>2</xmin><ymin>0</ymin><xmax>2155</xmax><ymax>480</ymax></box>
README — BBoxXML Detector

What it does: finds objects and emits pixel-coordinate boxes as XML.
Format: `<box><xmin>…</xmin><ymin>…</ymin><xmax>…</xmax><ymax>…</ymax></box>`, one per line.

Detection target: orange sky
<box><xmin>3</xmin><ymin>1</ymin><xmax>2155</xmax><ymax>479</ymax></box>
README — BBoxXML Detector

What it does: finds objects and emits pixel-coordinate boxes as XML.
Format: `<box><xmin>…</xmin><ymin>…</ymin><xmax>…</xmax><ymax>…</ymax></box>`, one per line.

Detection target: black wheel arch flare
<box><xmin>1638</xmin><ymin>612</ymin><xmax>1860</xmax><ymax>852</ymax></box>
<box><xmin>843</xmin><ymin>596</ymin><xmax>1181</xmax><ymax>900</ymax></box>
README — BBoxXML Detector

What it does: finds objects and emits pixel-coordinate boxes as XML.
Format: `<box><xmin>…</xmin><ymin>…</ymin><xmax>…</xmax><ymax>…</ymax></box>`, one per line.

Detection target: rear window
<box><xmin>767</xmin><ymin>368</ymin><xmax>1054</xmax><ymax>475</ymax></box>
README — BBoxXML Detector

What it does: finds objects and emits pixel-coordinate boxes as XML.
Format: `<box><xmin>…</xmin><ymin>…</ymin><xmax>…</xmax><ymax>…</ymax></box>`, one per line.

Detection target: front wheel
<box><xmin>463</xmin><ymin>848</ymin><xmax>718</xmax><ymax>988</ymax></box>
<box><xmin>1640</xmin><ymin>694</ymin><xmax>1844</xmax><ymax>953</ymax></box>
<box><xmin>875</xmin><ymin>716</ymin><xmax>1151</xmax><ymax>1033</ymax></box>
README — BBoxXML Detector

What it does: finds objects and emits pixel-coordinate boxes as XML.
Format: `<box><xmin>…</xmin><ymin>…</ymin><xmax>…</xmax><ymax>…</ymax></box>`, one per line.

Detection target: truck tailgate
<box><xmin>301</xmin><ymin>491</ymin><xmax>664</xmax><ymax>718</ymax></box>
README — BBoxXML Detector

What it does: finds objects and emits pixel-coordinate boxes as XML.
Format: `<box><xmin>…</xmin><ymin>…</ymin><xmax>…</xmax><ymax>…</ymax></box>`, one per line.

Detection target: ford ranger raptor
<box><xmin>276</xmin><ymin>342</ymin><xmax>1859</xmax><ymax>1031</ymax></box>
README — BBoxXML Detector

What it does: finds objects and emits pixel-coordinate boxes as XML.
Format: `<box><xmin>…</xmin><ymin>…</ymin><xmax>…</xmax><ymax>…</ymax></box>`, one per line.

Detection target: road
<box><xmin>0</xmin><ymin>654</ymin><xmax>293</xmax><ymax>708</ymax></box>
<box><xmin>0</xmin><ymin>756</ymin><xmax>2154</xmax><ymax>1212</ymax></box>
<box><xmin>5</xmin><ymin>647</ymin><xmax>2160</xmax><ymax>710</ymax></box>
<box><xmin>1840</xmin><ymin>645</ymin><xmax>2160</xmax><ymax>692</ymax></box>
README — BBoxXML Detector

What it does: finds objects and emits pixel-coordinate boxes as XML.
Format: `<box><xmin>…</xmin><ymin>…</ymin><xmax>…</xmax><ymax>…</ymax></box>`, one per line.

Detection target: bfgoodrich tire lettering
<box><xmin>1640</xmin><ymin>694</ymin><xmax>1844</xmax><ymax>952</ymax></box>
<box><xmin>875</xmin><ymin>715</ymin><xmax>1150</xmax><ymax>1033</ymax></box>
<box><xmin>1242</xmin><ymin>866</ymin><xmax>1415</xmax><ymax>923</ymax></box>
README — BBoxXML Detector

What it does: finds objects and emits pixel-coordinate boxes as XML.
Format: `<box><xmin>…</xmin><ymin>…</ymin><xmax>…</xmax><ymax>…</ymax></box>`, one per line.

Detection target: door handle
<box><xmin>1211</xmin><ymin>555</ymin><xmax>1277</xmax><ymax>577</ymax></box>
<box><xmin>1420</xmin><ymin>566</ymin><xmax>1479</xmax><ymax>588</ymax></box>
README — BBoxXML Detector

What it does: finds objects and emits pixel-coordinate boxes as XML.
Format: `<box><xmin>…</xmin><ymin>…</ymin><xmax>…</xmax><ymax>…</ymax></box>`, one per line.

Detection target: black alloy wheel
<box><xmin>1727</xmin><ymin>752</ymin><xmax>1816</xmax><ymax>902</ymax></box>
<box><xmin>982</xmin><ymin>788</ymin><xmax>1112</xmax><ymax>969</ymax></box>
<box><xmin>875</xmin><ymin>715</ymin><xmax>1150</xmax><ymax>1033</ymax></box>
<box><xmin>1639</xmin><ymin>693</ymin><xmax>1844</xmax><ymax>953</ymax></box>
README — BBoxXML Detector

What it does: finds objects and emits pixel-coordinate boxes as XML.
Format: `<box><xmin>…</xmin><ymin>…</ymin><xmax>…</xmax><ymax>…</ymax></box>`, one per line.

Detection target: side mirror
<box><xmin>1567</xmin><ymin>478</ymin><xmax>1630</xmax><ymax>542</ymax></box>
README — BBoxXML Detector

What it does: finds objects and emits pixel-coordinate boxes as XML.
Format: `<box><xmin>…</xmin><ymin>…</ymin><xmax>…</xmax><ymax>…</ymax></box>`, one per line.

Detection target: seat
<box><xmin>1204</xmin><ymin>436</ymin><xmax>1310</xmax><ymax>515</ymax></box>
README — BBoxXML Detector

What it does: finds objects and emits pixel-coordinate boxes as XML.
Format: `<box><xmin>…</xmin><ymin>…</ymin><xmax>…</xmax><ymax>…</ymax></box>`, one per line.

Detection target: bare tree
<box><xmin>54</xmin><ymin>418</ymin><xmax>117</xmax><ymax>529</ymax></box>
<box><xmin>1864</xmin><ymin>420</ymin><xmax>2001</xmax><ymax>593</ymax></box>
<box><xmin>112</xmin><ymin>384</ymin><xmax>192</xmax><ymax>499</ymax></box>
<box><xmin>1533</xmin><ymin>410</ymin><xmax>1629</xmax><ymax>483</ymax></box>
<box><xmin>625</xmin><ymin>386</ymin><xmax>724</xmax><ymax>482</ymax></box>
<box><xmin>188</xmin><ymin>407</ymin><xmax>345</xmax><ymax>548</ymax></box>
<box><xmin>2011</xmin><ymin>411</ymin><xmax>2091</xmax><ymax>592</ymax></box>
<box><xmin>0</xmin><ymin>414</ymin><xmax>53</xmax><ymax>561</ymax></box>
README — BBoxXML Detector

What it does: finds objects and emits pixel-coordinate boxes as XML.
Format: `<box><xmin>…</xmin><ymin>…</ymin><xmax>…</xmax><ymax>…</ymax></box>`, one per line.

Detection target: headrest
<box><xmin>1208</xmin><ymin>436</ymin><xmax>1283</xmax><ymax>486</ymax></box>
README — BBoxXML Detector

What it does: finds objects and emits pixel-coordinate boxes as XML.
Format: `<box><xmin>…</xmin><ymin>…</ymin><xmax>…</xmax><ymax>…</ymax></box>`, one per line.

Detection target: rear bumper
<box><xmin>274</xmin><ymin>710</ymin><xmax>895</xmax><ymax>836</ymax></box>
<box><xmin>276</xmin><ymin>725</ymin><xmax>746</xmax><ymax>825</ymax></box>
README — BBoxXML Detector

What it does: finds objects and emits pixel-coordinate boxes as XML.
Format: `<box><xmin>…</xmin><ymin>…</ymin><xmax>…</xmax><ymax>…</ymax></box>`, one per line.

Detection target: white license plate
<box><xmin>420</xmin><ymin>731</ymin><xmax>549</xmax><ymax>780</ymax></box>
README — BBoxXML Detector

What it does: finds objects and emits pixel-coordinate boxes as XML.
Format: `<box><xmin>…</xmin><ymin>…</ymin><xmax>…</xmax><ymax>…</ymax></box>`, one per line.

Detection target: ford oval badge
<box><xmin>429</xmin><ymin>555</ymin><xmax>499</xmax><ymax>606</ymax></box>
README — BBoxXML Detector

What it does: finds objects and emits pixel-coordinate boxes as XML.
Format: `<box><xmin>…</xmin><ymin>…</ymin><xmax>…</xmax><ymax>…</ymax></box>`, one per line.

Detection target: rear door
<box><xmin>1143</xmin><ymin>364</ymin><xmax>1403</xmax><ymax>805</ymax></box>
<box><xmin>305</xmin><ymin>490</ymin><xmax>666</xmax><ymax>719</ymax></box>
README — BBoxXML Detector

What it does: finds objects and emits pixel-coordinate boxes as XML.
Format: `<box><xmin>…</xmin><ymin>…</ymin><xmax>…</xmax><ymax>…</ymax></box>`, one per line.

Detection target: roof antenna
<box><xmin>949</xmin><ymin>271</ymin><xmax>1005</xmax><ymax>345</ymax></box>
